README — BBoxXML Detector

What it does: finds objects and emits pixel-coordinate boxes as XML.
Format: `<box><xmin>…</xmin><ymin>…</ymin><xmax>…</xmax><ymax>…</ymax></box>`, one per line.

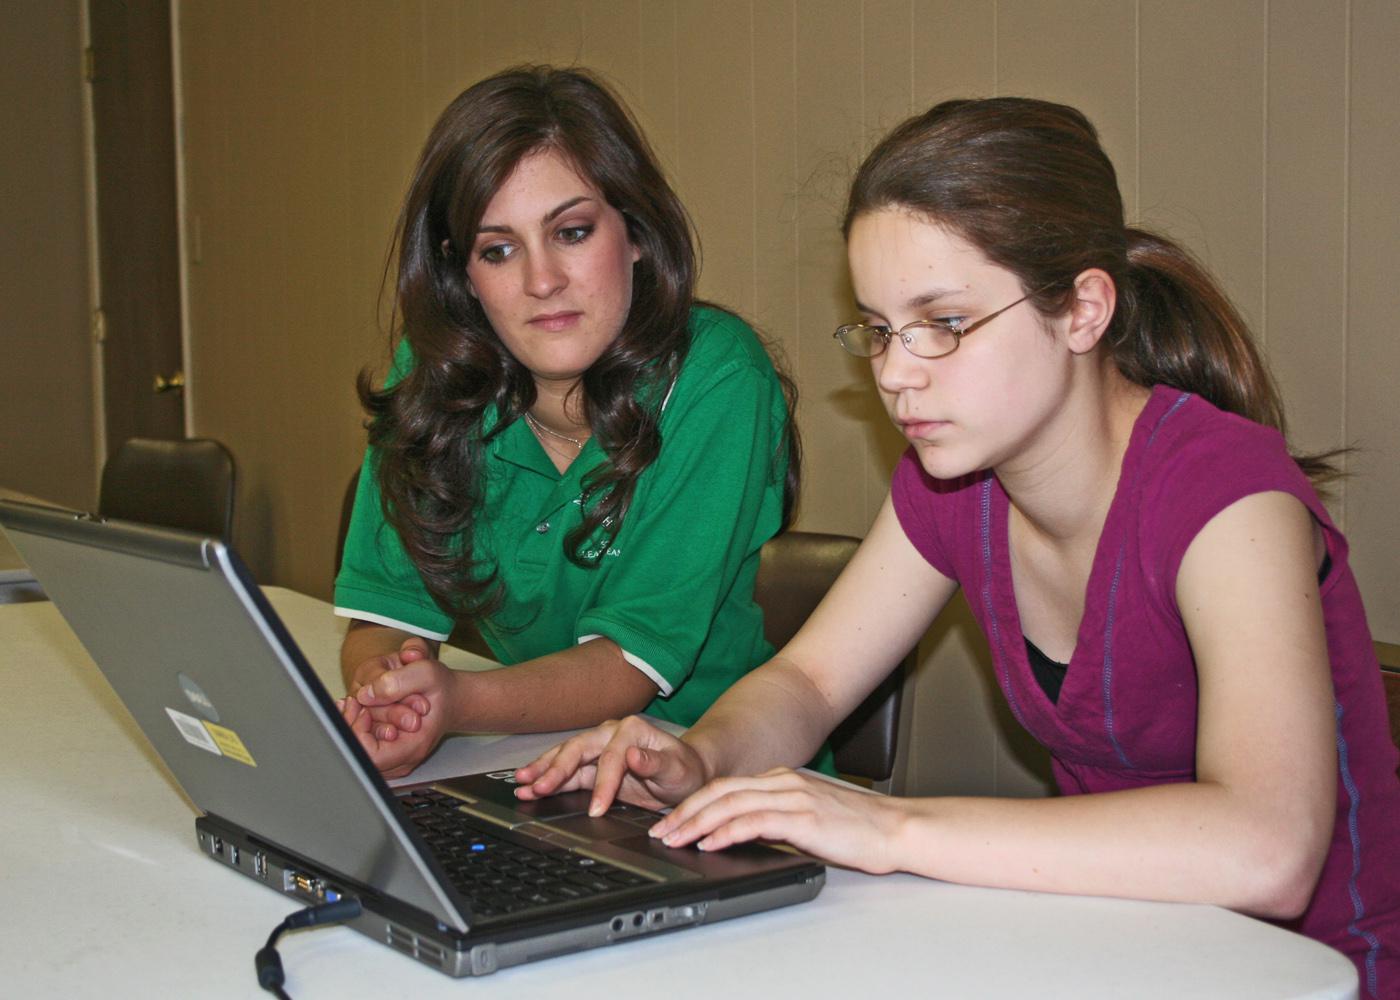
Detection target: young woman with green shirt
<box><xmin>334</xmin><ymin>66</ymin><xmax>800</xmax><ymax>779</ymax></box>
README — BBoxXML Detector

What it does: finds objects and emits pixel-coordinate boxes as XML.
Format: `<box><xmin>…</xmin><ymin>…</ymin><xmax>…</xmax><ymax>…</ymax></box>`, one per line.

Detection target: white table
<box><xmin>2</xmin><ymin>587</ymin><xmax>1358</xmax><ymax>998</ymax></box>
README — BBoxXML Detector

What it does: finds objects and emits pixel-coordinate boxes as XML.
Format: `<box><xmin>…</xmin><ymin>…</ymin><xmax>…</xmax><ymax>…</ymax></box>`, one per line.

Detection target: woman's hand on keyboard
<box><xmin>646</xmin><ymin>767</ymin><xmax>905</xmax><ymax>872</ymax></box>
<box><xmin>512</xmin><ymin>715</ymin><xmax>709</xmax><ymax>818</ymax></box>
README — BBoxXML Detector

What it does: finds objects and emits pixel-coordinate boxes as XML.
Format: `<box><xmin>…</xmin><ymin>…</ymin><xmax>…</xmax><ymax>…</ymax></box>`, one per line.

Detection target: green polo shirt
<box><xmin>334</xmin><ymin>306</ymin><xmax>787</xmax><ymax>728</ymax></box>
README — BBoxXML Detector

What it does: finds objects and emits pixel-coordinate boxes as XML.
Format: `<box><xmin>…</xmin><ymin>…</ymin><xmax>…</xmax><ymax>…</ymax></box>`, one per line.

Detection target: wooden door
<box><xmin>88</xmin><ymin>0</ymin><xmax>184</xmax><ymax>448</ymax></box>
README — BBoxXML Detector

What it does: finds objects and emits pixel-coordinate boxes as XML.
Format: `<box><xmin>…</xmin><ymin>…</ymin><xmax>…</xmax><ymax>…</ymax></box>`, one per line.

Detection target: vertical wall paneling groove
<box><xmin>1341</xmin><ymin>0</ymin><xmax>1351</xmax><ymax>531</ymax></box>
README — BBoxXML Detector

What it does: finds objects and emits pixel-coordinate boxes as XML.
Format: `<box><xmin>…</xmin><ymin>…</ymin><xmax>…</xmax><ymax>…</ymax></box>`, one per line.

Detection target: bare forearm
<box><xmin>888</xmin><ymin>781</ymin><xmax>1331</xmax><ymax>918</ymax></box>
<box><xmin>684</xmin><ymin>656</ymin><xmax>839</xmax><ymax>780</ymax></box>
<box><xmin>448</xmin><ymin>639</ymin><xmax>658</xmax><ymax>733</ymax></box>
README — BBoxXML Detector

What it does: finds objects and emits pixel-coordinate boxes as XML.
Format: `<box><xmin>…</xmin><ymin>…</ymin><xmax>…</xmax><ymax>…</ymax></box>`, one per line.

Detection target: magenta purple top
<box><xmin>891</xmin><ymin>384</ymin><xmax>1399</xmax><ymax>995</ymax></box>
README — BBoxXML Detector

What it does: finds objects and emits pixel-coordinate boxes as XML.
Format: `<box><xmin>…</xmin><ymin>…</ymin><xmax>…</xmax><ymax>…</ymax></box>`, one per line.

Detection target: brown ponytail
<box><xmin>1114</xmin><ymin>228</ymin><xmax>1281</xmax><ymax>429</ymax></box>
<box><xmin>844</xmin><ymin>97</ymin><xmax>1342</xmax><ymax>485</ymax></box>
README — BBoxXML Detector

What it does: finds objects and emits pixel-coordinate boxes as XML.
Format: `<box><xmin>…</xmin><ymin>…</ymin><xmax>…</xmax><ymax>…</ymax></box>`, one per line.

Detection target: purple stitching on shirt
<box><xmin>1336</xmin><ymin>700</ymin><xmax>1382</xmax><ymax>998</ymax></box>
<box><xmin>981</xmin><ymin>477</ymin><xmax>1025</xmax><ymax>726</ymax></box>
<box><xmin>1101</xmin><ymin>391</ymin><xmax>1192</xmax><ymax>769</ymax></box>
<box><xmin>1101</xmin><ymin>547</ymin><xmax>1133</xmax><ymax>767</ymax></box>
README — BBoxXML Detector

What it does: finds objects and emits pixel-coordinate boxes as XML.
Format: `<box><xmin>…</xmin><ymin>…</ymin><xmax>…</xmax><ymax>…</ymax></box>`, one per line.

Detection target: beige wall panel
<box><xmin>580</xmin><ymin>0</ymin><xmax>643</xmax><ymax>100</ymax></box>
<box><xmin>1138</xmin><ymin>1</ymin><xmax>1266</xmax><ymax>331</ymax></box>
<box><xmin>636</xmin><ymin>2</ymin><xmax>681</xmax><ymax>175</ymax></box>
<box><xmin>418</xmin><ymin>3</ymin><xmax>482</xmax><ymax>125</ymax></box>
<box><xmin>1264</xmin><ymin>5</ymin><xmax>1348</xmax><ymax>493</ymax></box>
<box><xmin>0</xmin><ymin>0</ymin><xmax>95</xmax><ymax>509</ymax></box>
<box><xmin>182</xmin><ymin>2</ymin><xmax>435</xmax><ymax>591</ymax></box>
<box><xmin>794</xmin><ymin>1</ymin><xmax>875</xmax><ymax>538</ymax></box>
<box><xmin>471</xmin><ymin>1</ymin><xmax>582</xmax><ymax>71</ymax></box>
<box><xmin>676</xmin><ymin>0</ymin><xmax>757</xmax><ymax>316</ymax></box>
<box><xmin>860</xmin><ymin>0</ymin><xmax>915</xmax><ymax>137</ymax></box>
<box><xmin>911</xmin><ymin>0</ymin><xmax>994</xmax><ymax>109</ymax></box>
<box><xmin>751</xmin><ymin>2</ymin><xmax>800</xmax><ymax>371</ymax></box>
<box><xmin>997</xmin><ymin>0</ymin><xmax>1138</xmax><ymax>219</ymax></box>
<box><xmin>260</xmin><ymin>4</ymin><xmax>366</xmax><ymax>596</ymax></box>
<box><xmin>1347</xmin><ymin>1</ymin><xmax>1400</xmax><ymax>642</ymax></box>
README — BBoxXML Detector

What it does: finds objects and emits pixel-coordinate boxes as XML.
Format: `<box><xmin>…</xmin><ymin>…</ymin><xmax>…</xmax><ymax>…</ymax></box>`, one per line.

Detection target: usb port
<box><xmin>253</xmin><ymin>852</ymin><xmax>268</xmax><ymax>879</ymax></box>
<box><xmin>210</xmin><ymin>835</ymin><xmax>224</xmax><ymax>857</ymax></box>
<box><xmin>229</xmin><ymin>844</ymin><xmax>240</xmax><ymax>866</ymax></box>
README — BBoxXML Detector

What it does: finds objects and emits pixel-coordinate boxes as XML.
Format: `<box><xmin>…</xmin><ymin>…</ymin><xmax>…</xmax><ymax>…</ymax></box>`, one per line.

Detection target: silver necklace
<box><xmin>524</xmin><ymin>411</ymin><xmax>585</xmax><ymax>451</ymax></box>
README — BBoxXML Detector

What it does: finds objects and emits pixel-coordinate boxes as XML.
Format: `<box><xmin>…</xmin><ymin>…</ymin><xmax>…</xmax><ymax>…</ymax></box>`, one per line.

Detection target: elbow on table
<box><xmin>1232</xmin><ymin>828</ymin><xmax>1331</xmax><ymax>920</ymax></box>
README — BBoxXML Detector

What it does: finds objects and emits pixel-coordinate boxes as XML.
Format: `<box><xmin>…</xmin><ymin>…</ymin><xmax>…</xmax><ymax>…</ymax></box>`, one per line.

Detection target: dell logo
<box><xmin>177</xmin><ymin>672</ymin><xmax>220</xmax><ymax>722</ymax></box>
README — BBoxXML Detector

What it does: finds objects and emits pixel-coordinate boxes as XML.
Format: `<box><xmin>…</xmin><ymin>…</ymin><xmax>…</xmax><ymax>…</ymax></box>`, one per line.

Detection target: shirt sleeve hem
<box><xmin>577</xmin><ymin>632</ymin><xmax>675</xmax><ymax>696</ymax></box>
<box><xmin>332</xmin><ymin>606</ymin><xmax>452</xmax><ymax>642</ymax></box>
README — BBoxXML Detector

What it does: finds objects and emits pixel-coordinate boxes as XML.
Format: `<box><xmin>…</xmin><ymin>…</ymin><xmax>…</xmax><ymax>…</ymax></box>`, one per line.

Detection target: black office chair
<box><xmin>1382</xmin><ymin>666</ymin><xmax>1400</xmax><ymax>778</ymax></box>
<box><xmin>754</xmin><ymin>530</ymin><xmax>911</xmax><ymax>793</ymax></box>
<box><xmin>99</xmin><ymin>437</ymin><xmax>236</xmax><ymax>542</ymax></box>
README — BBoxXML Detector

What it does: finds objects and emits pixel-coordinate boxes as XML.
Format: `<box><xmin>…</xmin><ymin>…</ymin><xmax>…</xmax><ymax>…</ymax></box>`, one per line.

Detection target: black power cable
<box><xmin>254</xmin><ymin>898</ymin><xmax>363</xmax><ymax>999</ymax></box>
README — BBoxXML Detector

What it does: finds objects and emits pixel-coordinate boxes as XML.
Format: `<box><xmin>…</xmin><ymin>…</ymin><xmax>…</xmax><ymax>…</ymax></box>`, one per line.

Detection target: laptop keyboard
<box><xmin>398</xmin><ymin>789</ymin><xmax>655</xmax><ymax>918</ymax></box>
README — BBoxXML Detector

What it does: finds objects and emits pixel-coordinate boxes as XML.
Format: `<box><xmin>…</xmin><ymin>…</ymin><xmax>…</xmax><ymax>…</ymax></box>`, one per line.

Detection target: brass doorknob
<box><xmin>153</xmin><ymin>371</ymin><xmax>185</xmax><ymax>394</ymax></box>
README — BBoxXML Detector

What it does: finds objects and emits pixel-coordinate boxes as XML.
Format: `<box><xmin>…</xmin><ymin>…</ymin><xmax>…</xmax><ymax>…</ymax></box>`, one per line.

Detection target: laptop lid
<box><xmin>0</xmin><ymin>500</ymin><xmax>470</xmax><ymax>930</ymax></box>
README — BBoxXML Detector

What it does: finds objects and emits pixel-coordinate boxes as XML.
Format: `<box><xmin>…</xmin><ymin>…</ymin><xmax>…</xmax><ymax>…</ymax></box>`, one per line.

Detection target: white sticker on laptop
<box><xmin>166</xmin><ymin>707</ymin><xmax>223</xmax><ymax>756</ymax></box>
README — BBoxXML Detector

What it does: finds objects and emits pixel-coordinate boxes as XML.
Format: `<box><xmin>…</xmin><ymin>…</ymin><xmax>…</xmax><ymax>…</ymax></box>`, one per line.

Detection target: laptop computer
<box><xmin>0</xmin><ymin>499</ymin><xmax>824</xmax><ymax>977</ymax></box>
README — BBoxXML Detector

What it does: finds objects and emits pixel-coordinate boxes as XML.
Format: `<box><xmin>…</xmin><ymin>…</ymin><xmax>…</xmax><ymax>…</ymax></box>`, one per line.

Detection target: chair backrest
<box><xmin>334</xmin><ymin>467</ymin><xmax>361</xmax><ymax>579</ymax></box>
<box><xmin>1382</xmin><ymin>667</ymin><xmax>1400</xmax><ymax>777</ymax></box>
<box><xmin>99</xmin><ymin>437</ymin><xmax>236</xmax><ymax>542</ymax></box>
<box><xmin>754</xmin><ymin>530</ymin><xmax>909</xmax><ymax>790</ymax></box>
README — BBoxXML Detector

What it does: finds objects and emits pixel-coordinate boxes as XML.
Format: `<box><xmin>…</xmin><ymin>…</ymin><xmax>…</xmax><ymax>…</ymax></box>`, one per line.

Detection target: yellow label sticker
<box><xmin>202</xmin><ymin>722</ymin><xmax>257</xmax><ymax>766</ymax></box>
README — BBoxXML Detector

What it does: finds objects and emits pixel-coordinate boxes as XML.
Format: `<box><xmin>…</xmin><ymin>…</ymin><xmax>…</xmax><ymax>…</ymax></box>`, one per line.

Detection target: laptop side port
<box><xmin>253</xmin><ymin>851</ymin><xmax>268</xmax><ymax>880</ymax></box>
<box><xmin>282</xmin><ymin>869</ymin><xmax>325</xmax><ymax>901</ymax></box>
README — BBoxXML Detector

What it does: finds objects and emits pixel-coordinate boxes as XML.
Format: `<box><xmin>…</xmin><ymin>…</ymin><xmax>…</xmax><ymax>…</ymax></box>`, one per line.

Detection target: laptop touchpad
<box><xmin>541</xmin><ymin>812</ymin><xmax>654</xmax><ymax>842</ymax></box>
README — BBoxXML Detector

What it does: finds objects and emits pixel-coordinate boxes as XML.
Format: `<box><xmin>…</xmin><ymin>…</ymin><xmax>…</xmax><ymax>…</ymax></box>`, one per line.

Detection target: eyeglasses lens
<box><xmin>835</xmin><ymin>321</ymin><xmax>960</xmax><ymax>358</ymax></box>
<box><xmin>836</xmin><ymin>326</ymin><xmax>882</xmax><ymax>357</ymax></box>
<box><xmin>904</xmin><ymin>323</ymin><xmax>957</xmax><ymax>358</ymax></box>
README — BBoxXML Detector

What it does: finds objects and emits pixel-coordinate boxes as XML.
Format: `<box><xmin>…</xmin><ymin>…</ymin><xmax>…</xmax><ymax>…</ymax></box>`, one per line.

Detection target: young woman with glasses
<box><xmin>514</xmin><ymin>97</ymin><xmax>1399</xmax><ymax>992</ymax></box>
<box><xmin>334</xmin><ymin>66</ymin><xmax>803</xmax><ymax>780</ymax></box>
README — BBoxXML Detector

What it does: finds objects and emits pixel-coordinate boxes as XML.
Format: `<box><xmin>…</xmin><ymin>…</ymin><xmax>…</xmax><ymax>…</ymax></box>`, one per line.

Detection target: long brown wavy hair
<box><xmin>844</xmin><ymin>97</ymin><xmax>1341</xmax><ymax>485</ymax></box>
<box><xmin>362</xmin><ymin>65</ymin><xmax>799</xmax><ymax>618</ymax></box>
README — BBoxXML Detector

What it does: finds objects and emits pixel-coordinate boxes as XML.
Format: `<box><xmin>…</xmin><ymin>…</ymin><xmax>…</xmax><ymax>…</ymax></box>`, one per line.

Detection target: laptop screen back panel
<box><xmin>2</xmin><ymin>502</ymin><xmax>826</xmax><ymax>977</ymax></box>
<box><xmin>0</xmin><ymin>504</ymin><xmax>467</xmax><ymax>929</ymax></box>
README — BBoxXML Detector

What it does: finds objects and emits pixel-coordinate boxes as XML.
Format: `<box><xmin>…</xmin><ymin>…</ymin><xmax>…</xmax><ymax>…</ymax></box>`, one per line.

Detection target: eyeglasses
<box><xmin>833</xmin><ymin>291</ymin><xmax>1038</xmax><ymax>360</ymax></box>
